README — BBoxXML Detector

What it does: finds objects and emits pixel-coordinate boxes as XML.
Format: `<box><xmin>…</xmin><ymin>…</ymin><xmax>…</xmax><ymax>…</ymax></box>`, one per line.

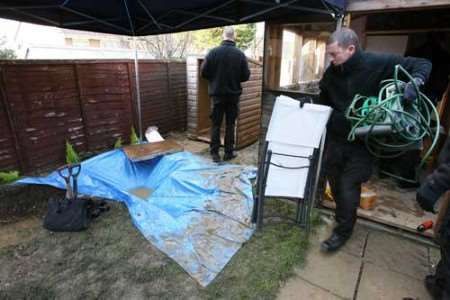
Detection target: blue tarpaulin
<box><xmin>18</xmin><ymin>150</ymin><xmax>256</xmax><ymax>286</ymax></box>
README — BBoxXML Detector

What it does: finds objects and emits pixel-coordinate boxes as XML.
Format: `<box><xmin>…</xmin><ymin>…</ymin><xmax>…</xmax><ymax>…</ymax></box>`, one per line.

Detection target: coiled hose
<box><xmin>345</xmin><ymin>65</ymin><xmax>440</xmax><ymax>183</ymax></box>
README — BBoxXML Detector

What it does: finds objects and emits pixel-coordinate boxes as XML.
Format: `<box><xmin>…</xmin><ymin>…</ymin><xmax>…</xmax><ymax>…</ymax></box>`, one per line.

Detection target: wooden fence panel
<box><xmin>2</xmin><ymin>64</ymin><xmax>85</xmax><ymax>171</ymax></box>
<box><xmin>168</xmin><ymin>62</ymin><xmax>187</xmax><ymax>131</ymax></box>
<box><xmin>0</xmin><ymin>60</ymin><xmax>187</xmax><ymax>173</ymax></box>
<box><xmin>129</xmin><ymin>61</ymin><xmax>187</xmax><ymax>134</ymax></box>
<box><xmin>77</xmin><ymin>63</ymin><xmax>133</xmax><ymax>151</ymax></box>
<box><xmin>0</xmin><ymin>69</ymin><xmax>20</xmax><ymax>171</ymax></box>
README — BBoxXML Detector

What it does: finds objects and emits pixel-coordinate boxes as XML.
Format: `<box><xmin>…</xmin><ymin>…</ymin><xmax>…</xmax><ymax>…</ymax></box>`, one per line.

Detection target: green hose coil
<box><xmin>345</xmin><ymin>65</ymin><xmax>440</xmax><ymax>182</ymax></box>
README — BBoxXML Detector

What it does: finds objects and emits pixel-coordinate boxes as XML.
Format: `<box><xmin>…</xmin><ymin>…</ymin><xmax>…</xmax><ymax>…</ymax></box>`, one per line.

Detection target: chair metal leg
<box><xmin>257</xmin><ymin>144</ymin><xmax>271</xmax><ymax>230</ymax></box>
<box><xmin>255</xmin><ymin>137</ymin><xmax>325</xmax><ymax>234</ymax></box>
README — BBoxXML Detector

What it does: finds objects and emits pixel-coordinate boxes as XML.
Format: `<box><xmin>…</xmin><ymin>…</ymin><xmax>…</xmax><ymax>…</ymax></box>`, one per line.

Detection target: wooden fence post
<box><xmin>73</xmin><ymin>63</ymin><xmax>90</xmax><ymax>152</ymax></box>
<box><xmin>0</xmin><ymin>67</ymin><xmax>26</xmax><ymax>172</ymax></box>
<box><xmin>165</xmin><ymin>61</ymin><xmax>177</xmax><ymax>131</ymax></box>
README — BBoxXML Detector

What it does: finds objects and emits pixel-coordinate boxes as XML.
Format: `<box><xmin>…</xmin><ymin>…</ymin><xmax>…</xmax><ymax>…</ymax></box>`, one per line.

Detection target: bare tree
<box><xmin>0</xmin><ymin>35</ymin><xmax>17</xmax><ymax>59</ymax></box>
<box><xmin>248</xmin><ymin>35</ymin><xmax>264</xmax><ymax>60</ymax></box>
<box><xmin>135</xmin><ymin>32</ymin><xmax>193</xmax><ymax>59</ymax></box>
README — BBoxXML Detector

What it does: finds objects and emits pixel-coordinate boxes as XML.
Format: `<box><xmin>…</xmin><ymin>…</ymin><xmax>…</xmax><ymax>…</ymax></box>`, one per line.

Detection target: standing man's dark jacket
<box><xmin>417</xmin><ymin>136</ymin><xmax>450</xmax><ymax>298</ymax></box>
<box><xmin>418</xmin><ymin>137</ymin><xmax>450</xmax><ymax>210</ymax></box>
<box><xmin>201</xmin><ymin>40</ymin><xmax>251</xmax><ymax>98</ymax></box>
<box><xmin>319</xmin><ymin>50</ymin><xmax>432</xmax><ymax>142</ymax></box>
<box><xmin>201</xmin><ymin>39</ymin><xmax>250</xmax><ymax>159</ymax></box>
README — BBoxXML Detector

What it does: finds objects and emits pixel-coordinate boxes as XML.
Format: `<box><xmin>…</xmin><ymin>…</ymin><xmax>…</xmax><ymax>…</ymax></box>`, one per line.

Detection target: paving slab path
<box><xmin>278</xmin><ymin>217</ymin><xmax>438</xmax><ymax>300</ymax></box>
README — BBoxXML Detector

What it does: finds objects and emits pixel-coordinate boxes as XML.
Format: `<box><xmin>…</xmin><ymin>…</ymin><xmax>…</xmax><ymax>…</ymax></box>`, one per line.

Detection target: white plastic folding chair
<box><xmin>252</xmin><ymin>95</ymin><xmax>332</xmax><ymax>232</ymax></box>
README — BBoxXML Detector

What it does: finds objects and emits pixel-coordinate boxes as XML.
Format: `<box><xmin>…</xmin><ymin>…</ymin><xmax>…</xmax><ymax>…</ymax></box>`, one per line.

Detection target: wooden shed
<box><xmin>186</xmin><ymin>56</ymin><xmax>262</xmax><ymax>150</ymax></box>
<box><xmin>259</xmin><ymin>0</ymin><xmax>450</xmax><ymax>237</ymax></box>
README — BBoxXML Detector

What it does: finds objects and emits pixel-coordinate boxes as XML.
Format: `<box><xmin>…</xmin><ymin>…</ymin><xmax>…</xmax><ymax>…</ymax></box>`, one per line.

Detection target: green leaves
<box><xmin>114</xmin><ymin>137</ymin><xmax>123</xmax><ymax>149</ymax></box>
<box><xmin>130</xmin><ymin>127</ymin><xmax>139</xmax><ymax>145</ymax></box>
<box><xmin>0</xmin><ymin>170</ymin><xmax>20</xmax><ymax>184</ymax></box>
<box><xmin>193</xmin><ymin>24</ymin><xmax>257</xmax><ymax>51</ymax></box>
<box><xmin>0</xmin><ymin>49</ymin><xmax>17</xmax><ymax>59</ymax></box>
<box><xmin>65</xmin><ymin>141</ymin><xmax>80</xmax><ymax>164</ymax></box>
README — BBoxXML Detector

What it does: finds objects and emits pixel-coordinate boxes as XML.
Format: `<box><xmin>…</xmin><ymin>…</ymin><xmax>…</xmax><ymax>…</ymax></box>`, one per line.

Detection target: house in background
<box><xmin>0</xmin><ymin>18</ymin><xmax>153</xmax><ymax>59</ymax></box>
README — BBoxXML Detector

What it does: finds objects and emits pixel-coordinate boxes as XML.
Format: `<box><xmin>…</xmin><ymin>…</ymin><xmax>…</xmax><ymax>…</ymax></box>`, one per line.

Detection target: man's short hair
<box><xmin>328</xmin><ymin>28</ymin><xmax>360</xmax><ymax>50</ymax></box>
<box><xmin>223</xmin><ymin>26</ymin><xmax>235</xmax><ymax>41</ymax></box>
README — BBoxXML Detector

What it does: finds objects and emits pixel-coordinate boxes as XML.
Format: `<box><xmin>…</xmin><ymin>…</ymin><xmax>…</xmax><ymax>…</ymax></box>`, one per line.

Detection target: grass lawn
<box><xmin>0</xmin><ymin>197</ymin><xmax>319</xmax><ymax>300</ymax></box>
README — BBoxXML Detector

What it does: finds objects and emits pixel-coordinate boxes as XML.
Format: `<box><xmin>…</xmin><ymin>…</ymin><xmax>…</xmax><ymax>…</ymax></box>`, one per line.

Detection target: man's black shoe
<box><xmin>320</xmin><ymin>233</ymin><xmax>348</xmax><ymax>253</ymax></box>
<box><xmin>425</xmin><ymin>275</ymin><xmax>443</xmax><ymax>300</ymax></box>
<box><xmin>223</xmin><ymin>152</ymin><xmax>237</xmax><ymax>161</ymax></box>
<box><xmin>211</xmin><ymin>153</ymin><xmax>221</xmax><ymax>163</ymax></box>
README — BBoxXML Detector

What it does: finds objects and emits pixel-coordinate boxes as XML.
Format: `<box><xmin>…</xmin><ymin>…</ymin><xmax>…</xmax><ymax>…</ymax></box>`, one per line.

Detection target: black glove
<box><xmin>416</xmin><ymin>181</ymin><xmax>440</xmax><ymax>213</ymax></box>
<box><xmin>403</xmin><ymin>78</ymin><xmax>424</xmax><ymax>104</ymax></box>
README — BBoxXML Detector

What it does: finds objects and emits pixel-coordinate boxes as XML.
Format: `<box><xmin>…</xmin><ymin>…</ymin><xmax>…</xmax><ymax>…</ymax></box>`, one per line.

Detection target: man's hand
<box><xmin>416</xmin><ymin>182</ymin><xmax>439</xmax><ymax>213</ymax></box>
<box><xmin>403</xmin><ymin>77</ymin><xmax>424</xmax><ymax>103</ymax></box>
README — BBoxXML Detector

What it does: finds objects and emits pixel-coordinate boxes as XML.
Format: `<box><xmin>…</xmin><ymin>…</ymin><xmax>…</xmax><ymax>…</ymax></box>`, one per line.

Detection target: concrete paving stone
<box><xmin>357</xmin><ymin>263</ymin><xmax>432</xmax><ymax>300</ymax></box>
<box><xmin>295</xmin><ymin>242</ymin><xmax>362</xmax><ymax>299</ymax></box>
<box><xmin>342</xmin><ymin>225</ymin><xmax>370</xmax><ymax>258</ymax></box>
<box><xmin>277</xmin><ymin>277</ymin><xmax>344</xmax><ymax>300</ymax></box>
<box><xmin>364</xmin><ymin>230</ymin><xmax>429</xmax><ymax>281</ymax></box>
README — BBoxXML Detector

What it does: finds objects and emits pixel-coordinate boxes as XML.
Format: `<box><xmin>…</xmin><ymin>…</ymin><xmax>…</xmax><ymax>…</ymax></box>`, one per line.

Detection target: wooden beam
<box><xmin>350</xmin><ymin>15</ymin><xmax>367</xmax><ymax>48</ymax></box>
<box><xmin>264</xmin><ymin>23</ymin><xmax>283</xmax><ymax>90</ymax></box>
<box><xmin>366</xmin><ymin>28</ymin><xmax>450</xmax><ymax>35</ymax></box>
<box><xmin>347</xmin><ymin>0</ymin><xmax>450</xmax><ymax>12</ymax></box>
<box><xmin>343</xmin><ymin>13</ymin><xmax>351</xmax><ymax>27</ymax></box>
<box><xmin>73</xmin><ymin>64</ymin><xmax>90</xmax><ymax>152</ymax></box>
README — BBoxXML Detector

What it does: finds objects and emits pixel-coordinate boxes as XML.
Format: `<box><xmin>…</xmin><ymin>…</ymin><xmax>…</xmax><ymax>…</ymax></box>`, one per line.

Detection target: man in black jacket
<box><xmin>417</xmin><ymin>136</ymin><xmax>450</xmax><ymax>300</ymax></box>
<box><xmin>318</xmin><ymin>28</ymin><xmax>432</xmax><ymax>252</ymax></box>
<box><xmin>201</xmin><ymin>26</ymin><xmax>251</xmax><ymax>162</ymax></box>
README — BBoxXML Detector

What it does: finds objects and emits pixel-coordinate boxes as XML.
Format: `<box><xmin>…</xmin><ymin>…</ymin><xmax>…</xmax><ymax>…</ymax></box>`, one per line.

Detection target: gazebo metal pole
<box><xmin>121</xmin><ymin>0</ymin><xmax>143</xmax><ymax>142</ymax></box>
<box><xmin>133</xmin><ymin>37</ymin><xmax>143</xmax><ymax>142</ymax></box>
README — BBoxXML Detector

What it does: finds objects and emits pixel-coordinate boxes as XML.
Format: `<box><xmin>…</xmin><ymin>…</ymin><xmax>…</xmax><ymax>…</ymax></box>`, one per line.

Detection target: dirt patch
<box><xmin>128</xmin><ymin>187</ymin><xmax>153</xmax><ymax>199</ymax></box>
<box><xmin>0</xmin><ymin>184</ymin><xmax>63</xmax><ymax>223</ymax></box>
<box><xmin>168</xmin><ymin>131</ymin><xmax>259</xmax><ymax>167</ymax></box>
<box><xmin>0</xmin><ymin>217</ymin><xmax>41</xmax><ymax>248</ymax></box>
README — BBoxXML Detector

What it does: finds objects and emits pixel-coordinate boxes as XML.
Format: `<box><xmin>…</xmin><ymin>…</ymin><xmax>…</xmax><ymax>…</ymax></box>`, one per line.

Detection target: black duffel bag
<box><xmin>43</xmin><ymin>197</ymin><xmax>89</xmax><ymax>232</ymax></box>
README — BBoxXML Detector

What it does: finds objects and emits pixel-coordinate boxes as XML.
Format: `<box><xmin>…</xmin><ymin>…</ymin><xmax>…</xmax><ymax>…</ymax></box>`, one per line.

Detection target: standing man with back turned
<box><xmin>201</xmin><ymin>26</ymin><xmax>251</xmax><ymax>163</ymax></box>
<box><xmin>318</xmin><ymin>28</ymin><xmax>431</xmax><ymax>252</ymax></box>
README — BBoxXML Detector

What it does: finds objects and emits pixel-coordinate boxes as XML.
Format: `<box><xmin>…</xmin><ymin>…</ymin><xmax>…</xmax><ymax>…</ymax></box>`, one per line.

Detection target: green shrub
<box><xmin>65</xmin><ymin>141</ymin><xmax>80</xmax><ymax>164</ymax></box>
<box><xmin>0</xmin><ymin>171</ymin><xmax>20</xmax><ymax>184</ymax></box>
<box><xmin>114</xmin><ymin>137</ymin><xmax>123</xmax><ymax>149</ymax></box>
<box><xmin>130</xmin><ymin>127</ymin><xmax>139</xmax><ymax>145</ymax></box>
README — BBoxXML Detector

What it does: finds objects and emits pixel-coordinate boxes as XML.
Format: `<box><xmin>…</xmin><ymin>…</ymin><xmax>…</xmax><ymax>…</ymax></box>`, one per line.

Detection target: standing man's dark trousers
<box><xmin>434</xmin><ymin>210</ymin><xmax>450</xmax><ymax>299</ymax></box>
<box><xmin>325</xmin><ymin>140</ymin><xmax>373</xmax><ymax>239</ymax></box>
<box><xmin>210</xmin><ymin>96</ymin><xmax>239</xmax><ymax>156</ymax></box>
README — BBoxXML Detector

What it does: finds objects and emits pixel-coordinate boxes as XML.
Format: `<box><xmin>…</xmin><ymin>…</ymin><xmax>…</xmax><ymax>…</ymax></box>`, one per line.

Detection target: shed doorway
<box><xmin>186</xmin><ymin>56</ymin><xmax>263</xmax><ymax>150</ymax></box>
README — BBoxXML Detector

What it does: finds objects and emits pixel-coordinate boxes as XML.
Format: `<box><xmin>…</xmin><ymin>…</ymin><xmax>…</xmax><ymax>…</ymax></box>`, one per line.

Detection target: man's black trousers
<box><xmin>210</xmin><ymin>96</ymin><xmax>239</xmax><ymax>155</ymax></box>
<box><xmin>324</xmin><ymin>140</ymin><xmax>373</xmax><ymax>239</ymax></box>
<box><xmin>435</xmin><ymin>209</ymin><xmax>450</xmax><ymax>296</ymax></box>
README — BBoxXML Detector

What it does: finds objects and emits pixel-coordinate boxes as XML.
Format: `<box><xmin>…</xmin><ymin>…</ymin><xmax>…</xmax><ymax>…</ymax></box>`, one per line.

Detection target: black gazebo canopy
<box><xmin>0</xmin><ymin>0</ymin><xmax>345</xmax><ymax>36</ymax></box>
